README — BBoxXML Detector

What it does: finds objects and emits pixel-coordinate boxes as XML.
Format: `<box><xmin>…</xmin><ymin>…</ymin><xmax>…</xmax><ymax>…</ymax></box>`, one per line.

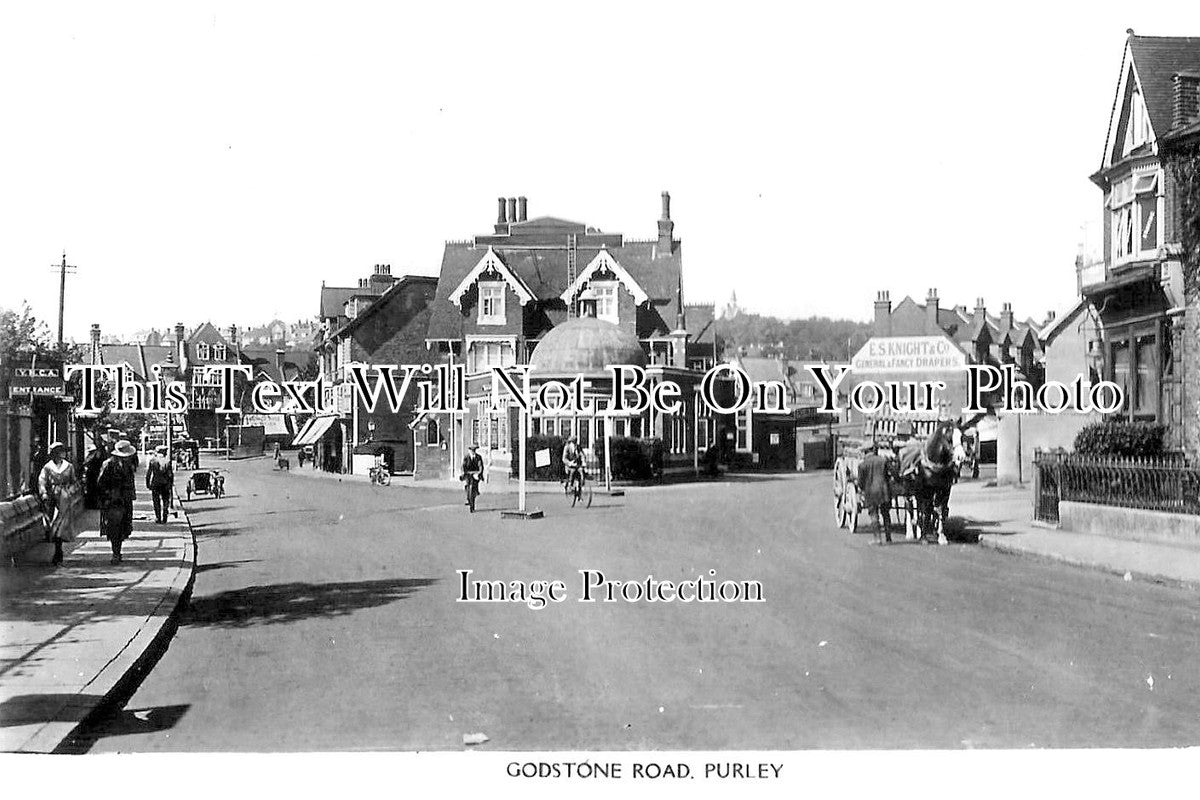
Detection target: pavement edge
<box><xmin>24</xmin><ymin>503</ymin><xmax>199</xmax><ymax>754</ymax></box>
<box><xmin>977</xmin><ymin>533</ymin><xmax>1198</xmax><ymax>592</ymax></box>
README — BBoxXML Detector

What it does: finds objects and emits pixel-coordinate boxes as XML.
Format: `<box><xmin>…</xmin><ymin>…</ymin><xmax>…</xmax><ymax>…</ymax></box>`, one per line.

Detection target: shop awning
<box><xmin>293</xmin><ymin>415</ymin><xmax>337</xmax><ymax>446</ymax></box>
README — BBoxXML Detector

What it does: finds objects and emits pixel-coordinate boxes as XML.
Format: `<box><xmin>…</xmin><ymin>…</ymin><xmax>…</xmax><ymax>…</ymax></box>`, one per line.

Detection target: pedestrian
<box><xmin>37</xmin><ymin>442</ymin><xmax>77</xmax><ymax>566</ymax></box>
<box><xmin>856</xmin><ymin>443</ymin><xmax>893</xmax><ymax>544</ymax></box>
<box><xmin>461</xmin><ymin>443</ymin><xmax>484</xmax><ymax>512</ymax></box>
<box><xmin>273</xmin><ymin>441</ymin><xmax>282</xmax><ymax>463</ymax></box>
<box><xmin>98</xmin><ymin>439</ymin><xmax>138</xmax><ymax>564</ymax></box>
<box><xmin>27</xmin><ymin>436</ymin><xmax>48</xmax><ymax>496</ymax></box>
<box><xmin>145</xmin><ymin>444</ymin><xmax>175</xmax><ymax>524</ymax></box>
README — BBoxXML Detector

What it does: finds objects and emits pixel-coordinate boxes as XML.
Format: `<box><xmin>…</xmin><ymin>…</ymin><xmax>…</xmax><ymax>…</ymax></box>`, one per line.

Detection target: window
<box><xmin>1135</xmin><ymin>335</ymin><xmax>1158</xmax><ymax>417</ymax></box>
<box><xmin>1109</xmin><ymin>330</ymin><xmax>1161</xmax><ymax>421</ymax></box>
<box><xmin>735</xmin><ymin>406</ymin><xmax>751</xmax><ymax>451</ymax></box>
<box><xmin>466</xmin><ymin>339</ymin><xmax>515</xmax><ymax>374</ymax></box>
<box><xmin>478</xmin><ymin>282</ymin><xmax>506</xmax><ymax>325</ymax></box>
<box><xmin>1111</xmin><ymin>170</ymin><xmax>1159</xmax><ymax>263</ymax></box>
<box><xmin>195</xmin><ymin>343</ymin><xmax>209</xmax><ymax>360</ymax></box>
<box><xmin>213</xmin><ymin>344</ymin><xmax>227</xmax><ymax>361</ymax></box>
<box><xmin>579</xmin><ymin>419</ymin><xmax>591</xmax><ymax>450</ymax></box>
<box><xmin>592</xmin><ymin>282</ymin><xmax>617</xmax><ymax>323</ymax></box>
<box><xmin>1123</xmin><ymin>88</ymin><xmax>1153</xmax><ymax>156</ymax></box>
<box><xmin>425</xmin><ymin>419</ymin><xmax>440</xmax><ymax>446</ymax></box>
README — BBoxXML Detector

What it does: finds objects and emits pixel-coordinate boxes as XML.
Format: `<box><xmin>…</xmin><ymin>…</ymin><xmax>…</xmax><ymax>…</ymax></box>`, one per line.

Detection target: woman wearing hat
<box><xmin>37</xmin><ymin>442</ymin><xmax>77</xmax><ymax>566</ymax></box>
<box><xmin>98</xmin><ymin>439</ymin><xmax>138</xmax><ymax>564</ymax></box>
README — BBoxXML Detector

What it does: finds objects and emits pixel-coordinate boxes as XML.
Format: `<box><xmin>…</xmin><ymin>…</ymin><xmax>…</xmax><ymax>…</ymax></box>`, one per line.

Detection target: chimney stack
<box><xmin>90</xmin><ymin>323</ymin><xmax>101</xmax><ymax>365</ymax></box>
<box><xmin>175</xmin><ymin>323</ymin><xmax>187</xmax><ymax>368</ymax></box>
<box><xmin>275</xmin><ymin>348</ymin><xmax>286</xmax><ymax>381</ymax></box>
<box><xmin>874</xmin><ymin>291</ymin><xmax>892</xmax><ymax>337</ymax></box>
<box><xmin>507</xmin><ymin>197</ymin><xmax>517</xmax><ymax>226</ymax></box>
<box><xmin>1173</xmin><ymin>72</ymin><xmax>1200</xmax><ymax>128</ymax></box>
<box><xmin>495</xmin><ymin>196</ymin><xmax>508</xmax><ymax>233</ymax></box>
<box><xmin>1000</xmin><ymin>302</ymin><xmax>1014</xmax><ymax>333</ymax></box>
<box><xmin>517</xmin><ymin>196</ymin><xmax>527</xmax><ymax>222</ymax></box>
<box><xmin>657</xmin><ymin>190</ymin><xmax>675</xmax><ymax>256</ymax></box>
<box><xmin>228</xmin><ymin>324</ymin><xmax>238</xmax><ymax>352</ymax></box>
<box><xmin>925</xmin><ymin>288</ymin><xmax>940</xmax><ymax>334</ymax></box>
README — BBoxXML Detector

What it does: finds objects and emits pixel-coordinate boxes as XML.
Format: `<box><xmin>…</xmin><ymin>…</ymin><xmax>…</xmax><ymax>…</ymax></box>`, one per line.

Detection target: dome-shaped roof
<box><xmin>529</xmin><ymin>317</ymin><xmax>647</xmax><ymax>378</ymax></box>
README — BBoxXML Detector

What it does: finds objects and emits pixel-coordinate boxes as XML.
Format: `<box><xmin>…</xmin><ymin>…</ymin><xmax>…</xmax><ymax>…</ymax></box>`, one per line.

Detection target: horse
<box><xmin>896</xmin><ymin>420</ymin><xmax>963</xmax><ymax>545</ymax></box>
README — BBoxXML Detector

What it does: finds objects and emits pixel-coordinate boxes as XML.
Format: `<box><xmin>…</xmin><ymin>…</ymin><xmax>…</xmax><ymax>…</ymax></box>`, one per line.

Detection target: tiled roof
<box><xmin>1128</xmin><ymin>35</ymin><xmax>1200</xmax><ymax>137</ymax></box>
<box><xmin>320</xmin><ymin>284</ymin><xmax>385</xmax><ymax>319</ymax></box>
<box><xmin>327</xmin><ymin>275</ymin><xmax>438</xmax><ymax>341</ymax></box>
<box><xmin>240</xmin><ymin>347</ymin><xmax>315</xmax><ymax>383</ymax></box>
<box><xmin>426</xmin><ymin>239</ymin><xmax>684</xmax><ymax>341</ymax></box>
<box><xmin>684</xmin><ymin>303</ymin><xmax>717</xmax><ymax>346</ymax></box>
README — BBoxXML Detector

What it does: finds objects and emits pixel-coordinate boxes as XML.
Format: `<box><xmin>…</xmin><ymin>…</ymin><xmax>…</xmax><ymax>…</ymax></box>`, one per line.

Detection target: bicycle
<box><xmin>368</xmin><ymin>465</ymin><xmax>391</xmax><ymax>486</ymax></box>
<box><xmin>464</xmin><ymin>470</ymin><xmax>481</xmax><ymax>512</ymax></box>
<box><xmin>565</xmin><ymin>466</ymin><xmax>592</xmax><ymax>508</ymax></box>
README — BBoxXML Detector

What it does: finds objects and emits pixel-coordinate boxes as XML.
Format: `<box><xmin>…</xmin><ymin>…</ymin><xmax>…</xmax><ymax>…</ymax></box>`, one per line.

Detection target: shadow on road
<box><xmin>195</xmin><ymin>559</ymin><xmax>261</xmax><ymax>575</ymax></box>
<box><xmin>182</xmin><ymin>577</ymin><xmax>439</xmax><ymax>628</ymax></box>
<box><xmin>56</xmin><ymin>703</ymin><xmax>191</xmax><ymax>754</ymax></box>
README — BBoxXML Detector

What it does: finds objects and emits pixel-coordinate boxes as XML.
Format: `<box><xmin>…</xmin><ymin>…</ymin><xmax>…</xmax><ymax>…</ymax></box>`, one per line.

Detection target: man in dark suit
<box><xmin>857</xmin><ymin>443</ymin><xmax>892</xmax><ymax>544</ymax></box>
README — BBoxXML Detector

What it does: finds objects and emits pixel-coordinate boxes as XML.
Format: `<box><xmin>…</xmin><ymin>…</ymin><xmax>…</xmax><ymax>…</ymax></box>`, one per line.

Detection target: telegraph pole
<box><xmin>50</xmin><ymin>252</ymin><xmax>77</xmax><ymax>348</ymax></box>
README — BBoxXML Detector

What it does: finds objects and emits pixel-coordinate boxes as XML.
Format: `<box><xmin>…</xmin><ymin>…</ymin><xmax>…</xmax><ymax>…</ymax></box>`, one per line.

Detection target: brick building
<box><xmin>420</xmin><ymin>193</ymin><xmax>719</xmax><ymax>480</ymax></box>
<box><xmin>1081</xmin><ymin>31</ymin><xmax>1200</xmax><ymax>450</ymax></box>
<box><xmin>305</xmin><ymin>266</ymin><xmax>437</xmax><ymax>475</ymax></box>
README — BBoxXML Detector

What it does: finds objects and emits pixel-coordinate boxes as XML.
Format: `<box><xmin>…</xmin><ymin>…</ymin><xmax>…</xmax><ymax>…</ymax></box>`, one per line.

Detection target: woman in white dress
<box><xmin>38</xmin><ymin>442</ymin><xmax>77</xmax><ymax>566</ymax></box>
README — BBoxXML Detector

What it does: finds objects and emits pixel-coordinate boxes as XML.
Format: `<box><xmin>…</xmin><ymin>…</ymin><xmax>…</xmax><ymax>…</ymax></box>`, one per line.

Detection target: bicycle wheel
<box><xmin>570</xmin><ymin>479</ymin><xmax>580</xmax><ymax>507</ymax></box>
<box><xmin>379</xmin><ymin>471</ymin><xmax>391</xmax><ymax>486</ymax></box>
<box><xmin>585</xmin><ymin>481</ymin><xmax>593</xmax><ymax>508</ymax></box>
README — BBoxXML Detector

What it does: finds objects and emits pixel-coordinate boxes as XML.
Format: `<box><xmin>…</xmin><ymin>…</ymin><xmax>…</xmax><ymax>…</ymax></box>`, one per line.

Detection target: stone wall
<box><xmin>1</xmin><ymin>483</ymin><xmax>84</xmax><ymax>561</ymax></box>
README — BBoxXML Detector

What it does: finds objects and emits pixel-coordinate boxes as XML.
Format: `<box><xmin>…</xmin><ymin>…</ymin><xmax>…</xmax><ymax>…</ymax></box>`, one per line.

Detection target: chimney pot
<box><xmin>661</xmin><ymin>191</ymin><xmax>671</xmax><ymax>220</ymax></box>
<box><xmin>507</xmin><ymin>197</ymin><xmax>517</xmax><ymax>224</ymax></box>
<box><xmin>517</xmin><ymin>196</ymin><xmax>527</xmax><ymax>222</ymax></box>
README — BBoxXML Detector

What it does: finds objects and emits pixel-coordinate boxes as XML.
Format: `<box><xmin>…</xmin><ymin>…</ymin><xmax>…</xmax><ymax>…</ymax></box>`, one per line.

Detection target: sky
<box><xmin>1</xmin><ymin>1</ymin><xmax>1196</xmax><ymax>343</ymax></box>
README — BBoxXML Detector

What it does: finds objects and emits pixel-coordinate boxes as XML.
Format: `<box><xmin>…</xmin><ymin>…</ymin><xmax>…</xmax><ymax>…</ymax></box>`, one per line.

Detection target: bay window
<box><xmin>1111</xmin><ymin>170</ymin><xmax>1160</xmax><ymax>264</ymax></box>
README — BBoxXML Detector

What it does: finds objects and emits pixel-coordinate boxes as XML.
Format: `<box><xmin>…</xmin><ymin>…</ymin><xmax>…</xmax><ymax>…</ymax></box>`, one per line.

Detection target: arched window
<box><xmin>426</xmin><ymin>418</ymin><xmax>440</xmax><ymax>445</ymax></box>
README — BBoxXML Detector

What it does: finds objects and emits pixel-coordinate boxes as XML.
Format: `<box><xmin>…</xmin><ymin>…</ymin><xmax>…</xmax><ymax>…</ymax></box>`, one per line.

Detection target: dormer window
<box><xmin>196</xmin><ymin>343</ymin><xmax>210</xmax><ymax>360</ymax></box>
<box><xmin>478</xmin><ymin>282</ymin><xmax>506</xmax><ymax>325</ymax></box>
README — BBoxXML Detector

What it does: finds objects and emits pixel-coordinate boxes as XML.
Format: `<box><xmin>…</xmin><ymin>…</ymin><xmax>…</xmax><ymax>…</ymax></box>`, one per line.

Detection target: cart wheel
<box><xmin>845</xmin><ymin>485</ymin><xmax>859</xmax><ymax>533</ymax></box>
<box><xmin>835</xmin><ymin>492</ymin><xmax>848</xmax><ymax>528</ymax></box>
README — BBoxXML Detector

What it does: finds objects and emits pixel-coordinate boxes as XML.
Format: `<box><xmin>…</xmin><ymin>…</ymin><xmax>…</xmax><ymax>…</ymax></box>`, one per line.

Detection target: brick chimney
<box><xmin>90</xmin><ymin>323</ymin><xmax>101</xmax><ymax>365</ymax></box>
<box><xmin>925</xmin><ymin>288</ymin><xmax>940</xmax><ymax>334</ymax></box>
<box><xmin>873</xmin><ymin>291</ymin><xmax>892</xmax><ymax>337</ymax></box>
<box><xmin>1173</xmin><ymin>72</ymin><xmax>1200</xmax><ymax>128</ymax></box>
<box><xmin>1000</xmin><ymin>302</ymin><xmax>1014</xmax><ymax>335</ymax></box>
<box><xmin>517</xmin><ymin>196</ymin><xmax>527</xmax><ymax>223</ymax></box>
<box><xmin>495</xmin><ymin>197</ymin><xmax>508</xmax><ymax>233</ymax></box>
<box><xmin>369</xmin><ymin>263</ymin><xmax>394</xmax><ymax>286</ymax></box>
<box><xmin>657</xmin><ymin>191</ymin><xmax>675</xmax><ymax>256</ymax></box>
<box><xmin>227</xmin><ymin>324</ymin><xmax>238</xmax><ymax>353</ymax></box>
<box><xmin>507</xmin><ymin>197</ymin><xmax>517</xmax><ymax>226</ymax></box>
<box><xmin>175</xmin><ymin>323</ymin><xmax>187</xmax><ymax>368</ymax></box>
<box><xmin>275</xmin><ymin>348</ymin><xmax>286</xmax><ymax>382</ymax></box>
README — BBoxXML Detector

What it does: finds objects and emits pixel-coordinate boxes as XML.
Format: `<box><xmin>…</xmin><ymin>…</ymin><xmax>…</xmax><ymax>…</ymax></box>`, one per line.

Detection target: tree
<box><xmin>0</xmin><ymin>303</ymin><xmax>55</xmax><ymax>364</ymax></box>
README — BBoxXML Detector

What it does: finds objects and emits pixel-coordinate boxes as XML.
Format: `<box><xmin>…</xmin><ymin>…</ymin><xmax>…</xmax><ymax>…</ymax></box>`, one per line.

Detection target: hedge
<box><xmin>510</xmin><ymin>435</ymin><xmax>569</xmax><ymax>480</ymax></box>
<box><xmin>1073</xmin><ymin>420</ymin><xmax>1166</xmax><ymax>458</ymax></box>
<box><xmin>509</xmin><ymin>435</ymin><xmax>665</xmax><ymax>481</ymax></box>
<box><xmin>597</xmin><ymin>436</ymin><xmax>664</xmax><ymax>481</ymax></box>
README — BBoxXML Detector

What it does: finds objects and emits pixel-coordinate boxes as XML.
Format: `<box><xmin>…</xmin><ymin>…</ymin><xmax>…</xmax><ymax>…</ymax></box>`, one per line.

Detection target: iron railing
<box><xmin>1033</xmin><ymin>450</ymin><xmax>1199</xmax><ymax>523</ymax></box>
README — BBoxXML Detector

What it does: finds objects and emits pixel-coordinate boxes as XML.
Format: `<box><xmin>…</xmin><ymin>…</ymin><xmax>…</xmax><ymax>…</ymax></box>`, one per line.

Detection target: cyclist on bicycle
<box><xmin>561</xmin><ymin>436</ymin><xmax>585</xmax><ymax>493</ymax></box>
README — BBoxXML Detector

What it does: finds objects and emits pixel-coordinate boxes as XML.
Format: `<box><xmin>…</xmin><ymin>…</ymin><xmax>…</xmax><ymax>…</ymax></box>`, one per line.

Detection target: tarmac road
<box><xmin>77</xmin><ymin>458</ymin><xmax>1200</xmax><ymax>751</ymax></box>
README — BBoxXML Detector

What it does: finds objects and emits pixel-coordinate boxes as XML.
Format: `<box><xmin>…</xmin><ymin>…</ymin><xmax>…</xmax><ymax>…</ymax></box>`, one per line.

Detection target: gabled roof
<box><xmin>448</xmin><ymin>247</ymin><xmax>536</xmax><ymax>308</ymax></box>
<box><xmin>560</xmin><ymin>249</ymin><xmax>650</xmax><ymax>306</ymax></box>
<box><xmin>427</xmin><ymin>238</ymin><xmax>684</xmax><ymax>341</ymax></box>
<box><xmin>1129</xmin><ymin>35</ymin><xmax>1200</xmax><ymax>137</ymax></box>
<box><xmin>1038</xmin><ymin>298</ymin><xmax>1092</xmax><ymax>345</ymax></box>
<box><xmin>684</xmin><ymin>303</ymin><xmax>717</xmax><ymax>346</ymax></box>
<box><xmin>1102</xmin><ymin>34</ymin><xmax>1200</xmax><ymax>169</ymax></box>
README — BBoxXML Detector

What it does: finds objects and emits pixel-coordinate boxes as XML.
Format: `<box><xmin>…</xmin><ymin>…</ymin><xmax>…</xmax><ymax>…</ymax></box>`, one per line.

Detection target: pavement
<box><xmin>953</xmin><ymin>480</ymin><xmax>1200</xmax><ymax>588</ymax></box>
<box><xmin>0</xmin><ymin>489</ymin><xmax>196</xmax><ymax>753</ymax></box>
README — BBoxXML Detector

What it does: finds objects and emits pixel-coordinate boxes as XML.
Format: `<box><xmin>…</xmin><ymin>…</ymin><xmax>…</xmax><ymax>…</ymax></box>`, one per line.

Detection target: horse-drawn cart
<box><xmin>832</xmin><ymin>440</ymin><xmax>919</xmax><ymax>538</ymax></box>
<box><xmin>832</xmin><ymin>415</ymin><xmax>961</xmax><ymax>544</ymax></box>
